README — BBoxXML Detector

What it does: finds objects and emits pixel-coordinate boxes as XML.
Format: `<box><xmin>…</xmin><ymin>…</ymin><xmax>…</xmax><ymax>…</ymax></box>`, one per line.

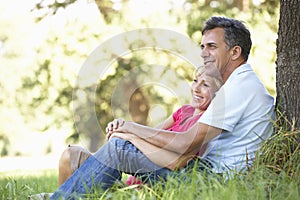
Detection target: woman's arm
<box><xmin>105</xmin><ymin>115</ymin><xmax>174</xmax><ymax>140</ymax></box>
<box><xmin>113</xmin><ymin>121</ymin><xmax>222</xmax><ymax>155</ymax></box>
<box><xmin>154</xmin><ymin>115</ymin><xmax>174</xmax><ymax>130</ymax></box>
<box><xmin>111</xmin><ymin>132</ymin><xmax>197</xmax><ymax>170</ymax></box>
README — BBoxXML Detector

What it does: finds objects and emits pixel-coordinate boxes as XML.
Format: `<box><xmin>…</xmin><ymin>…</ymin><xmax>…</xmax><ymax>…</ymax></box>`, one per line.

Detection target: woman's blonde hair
<box><xmin>195</xmin><ymin>64</ymin><xmax>223</xmax><ymax>89</ymax></box>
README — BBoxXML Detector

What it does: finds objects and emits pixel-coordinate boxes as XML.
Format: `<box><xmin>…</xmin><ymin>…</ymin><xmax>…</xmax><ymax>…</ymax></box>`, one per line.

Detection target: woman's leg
<box><xmin>50</xmin><ymin>138</ymin><xmax>171</xmax><ymax>199</ymax></box>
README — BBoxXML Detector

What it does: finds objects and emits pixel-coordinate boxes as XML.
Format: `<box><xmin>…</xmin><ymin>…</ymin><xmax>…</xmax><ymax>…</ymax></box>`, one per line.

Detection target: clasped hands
<box><xmin>105</xmin><ymin>118</ymin><xmax>132</xmax><ymax>141</ymax></box>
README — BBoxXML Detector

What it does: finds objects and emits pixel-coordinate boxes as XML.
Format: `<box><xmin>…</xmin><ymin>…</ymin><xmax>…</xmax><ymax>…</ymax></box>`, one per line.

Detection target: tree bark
<box><xmin>276</xmin><ymin>0</ymin><xmax>300</xmax><ymax>130</ymax></box>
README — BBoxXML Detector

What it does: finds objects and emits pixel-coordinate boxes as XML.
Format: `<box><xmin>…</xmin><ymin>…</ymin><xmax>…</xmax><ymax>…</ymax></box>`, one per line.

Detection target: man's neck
<box><xmin>222</xmin><ymin>60</ymin><xmax>246</xmax><ymax>83</ymax></box>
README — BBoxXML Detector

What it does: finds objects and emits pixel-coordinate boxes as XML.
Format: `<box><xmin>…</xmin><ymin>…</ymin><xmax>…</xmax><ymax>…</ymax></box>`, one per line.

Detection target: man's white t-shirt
<box><xmin>199</xmin><ymin>64</ymin><xmax>275</xmax><ymax>173</ymax></box>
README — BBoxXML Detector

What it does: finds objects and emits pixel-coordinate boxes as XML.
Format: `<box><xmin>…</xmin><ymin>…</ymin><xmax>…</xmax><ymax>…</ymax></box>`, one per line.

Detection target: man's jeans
<box><xmin>50</xmin><ymin>138</ymin><xmax>172</xmax><ymax>199</ymax></box>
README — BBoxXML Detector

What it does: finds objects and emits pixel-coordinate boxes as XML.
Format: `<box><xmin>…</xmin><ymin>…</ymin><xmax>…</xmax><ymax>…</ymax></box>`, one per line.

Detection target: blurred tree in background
<box><xmin>0</xmin><ymin>0</ymin><xmax>280</xmax><ymax>155</ymax></box>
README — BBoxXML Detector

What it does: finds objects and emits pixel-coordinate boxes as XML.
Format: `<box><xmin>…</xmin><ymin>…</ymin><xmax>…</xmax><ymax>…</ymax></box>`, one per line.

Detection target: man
<box><xmin>50</xmin><ymin>16</ymin><xmax>275</xmax><ymax>199</ymax></box>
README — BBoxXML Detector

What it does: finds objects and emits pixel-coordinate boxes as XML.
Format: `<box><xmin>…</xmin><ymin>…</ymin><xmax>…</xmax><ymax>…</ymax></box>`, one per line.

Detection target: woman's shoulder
<box><xmin>180</xmin><ymin>104</ymin><xmax>195</xmax><ymax>112</ymax></box>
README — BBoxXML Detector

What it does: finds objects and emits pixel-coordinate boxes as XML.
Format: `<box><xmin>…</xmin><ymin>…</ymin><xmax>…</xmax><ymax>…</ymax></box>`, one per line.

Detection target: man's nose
<box><xmin>200</xmin><ymin>48</ymin><xmax>209</xmax><ymax>58</ymax></box>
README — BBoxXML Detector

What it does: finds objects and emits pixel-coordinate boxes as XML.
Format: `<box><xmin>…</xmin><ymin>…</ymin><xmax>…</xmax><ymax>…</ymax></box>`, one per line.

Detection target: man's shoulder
<box><xmin>226</xmin><ymin>64</ymin><xmax>264</xmax><ymax>88</ymax></box>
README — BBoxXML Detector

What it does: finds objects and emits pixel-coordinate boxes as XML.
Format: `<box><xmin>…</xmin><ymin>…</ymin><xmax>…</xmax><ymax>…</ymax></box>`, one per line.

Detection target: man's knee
<box><xmin>70</xmin><ymin>145</ymin><xmax>92</xmax><ymax>172</ymax></box>
<box><xmin>59</xmin><ymin>146</ymin><xmax>71</xmax><ymax>169</ymax></box>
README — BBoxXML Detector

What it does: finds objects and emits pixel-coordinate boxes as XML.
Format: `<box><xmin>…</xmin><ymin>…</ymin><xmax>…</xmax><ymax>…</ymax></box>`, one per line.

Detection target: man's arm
<box><xmin>105</xmin><ymin>115</ymin><xmax>174</xmax><ymax>140</ymax></box>
<box><xmin>114</xmin><ymin>121</ymin><xmax>222</xmax><ymax>155</ymax></box>
<box><xmin>111</xmin><ymin>132</ymin><xmax>197</xmax><ymax>170</ymax></box>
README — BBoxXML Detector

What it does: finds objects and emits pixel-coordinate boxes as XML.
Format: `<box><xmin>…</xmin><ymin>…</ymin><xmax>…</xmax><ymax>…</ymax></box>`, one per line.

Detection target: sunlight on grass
<box><xmin>0</xmin><ymin>119</ymin><xmax>299</xmax><ymax>199</ymax></box>
<box><xmin>0</xmin><ymin>169</ymin><xmax>57</xmax><ymax>199</ymax></box>
<box><xmin>0</xmin><ymin>156</ymin><xmax>299</xmax><ymax>200</ymax></box>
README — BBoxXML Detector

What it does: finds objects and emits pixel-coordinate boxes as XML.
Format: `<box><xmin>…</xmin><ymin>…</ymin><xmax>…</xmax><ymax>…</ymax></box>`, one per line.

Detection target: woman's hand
<box><xmin>105</xmin><ymin>118</ymin><xmax>125</xmax><ymax>140</ymax></box>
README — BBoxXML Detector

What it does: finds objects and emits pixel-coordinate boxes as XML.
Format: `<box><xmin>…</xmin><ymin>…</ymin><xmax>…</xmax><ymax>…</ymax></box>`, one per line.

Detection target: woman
<box><xmin>57</xmin><ymin>64</ymin><xmax>223</xmax><ymax>186</ymax></box>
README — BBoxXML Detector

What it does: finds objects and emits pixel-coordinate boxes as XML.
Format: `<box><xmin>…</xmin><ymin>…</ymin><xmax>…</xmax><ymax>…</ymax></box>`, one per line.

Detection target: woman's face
<box><xmin>191</xmin><ymin>73</ymin><xmax>219</xmax><ymax>112</ymax></box>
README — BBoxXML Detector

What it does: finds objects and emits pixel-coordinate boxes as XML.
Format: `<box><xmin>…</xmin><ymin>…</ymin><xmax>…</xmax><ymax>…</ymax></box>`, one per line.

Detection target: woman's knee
<box><xmin>108</xmin><ymin>137</ymin><xmax>131</xmax><ymax>149</ymax></box>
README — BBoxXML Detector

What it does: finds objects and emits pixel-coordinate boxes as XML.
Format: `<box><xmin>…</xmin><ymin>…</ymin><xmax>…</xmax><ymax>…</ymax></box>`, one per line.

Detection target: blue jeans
<box><xmin>50</xmin><ymin>138</ymin><xmax>171</xmax><ymax>199</ymax></box>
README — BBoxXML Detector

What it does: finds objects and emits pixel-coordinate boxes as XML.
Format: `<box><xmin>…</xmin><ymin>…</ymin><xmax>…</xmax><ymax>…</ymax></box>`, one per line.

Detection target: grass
<box><xmin>1</xmin><ymin>166</ymin><xmax>297</xmax><ymax>200</ymax></box>
<box><xmin>0</xmin><ymin>169</ymin><xmax>57</xmax><ymax>199</ymax></box>
<box><xmin>0</xmin><ymin>127</ymin><xmax>299</xmax><ymax>199</ymax></box>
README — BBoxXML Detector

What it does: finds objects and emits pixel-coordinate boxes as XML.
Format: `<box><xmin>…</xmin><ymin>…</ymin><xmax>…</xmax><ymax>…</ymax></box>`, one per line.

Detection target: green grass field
<box><xmin>0</xmin><ymin>165</ymin><xmax>299</xmax><ymax>200</ymax></box>
<box><xmin>0</xmin><ymin>169</ymin><xmax>57</xmax><ymax>199</ymax></box>
<box><xmin>1</xmin><ymin>128</ymin><xmax>299</xmax><ymax>199</ymax></box>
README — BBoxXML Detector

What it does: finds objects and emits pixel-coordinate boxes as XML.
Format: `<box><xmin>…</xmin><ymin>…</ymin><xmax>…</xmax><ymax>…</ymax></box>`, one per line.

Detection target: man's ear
<box><xmin>231</xmin><ymin>46</ymin><xmax>242</xmax><ymax>60</ymax></box>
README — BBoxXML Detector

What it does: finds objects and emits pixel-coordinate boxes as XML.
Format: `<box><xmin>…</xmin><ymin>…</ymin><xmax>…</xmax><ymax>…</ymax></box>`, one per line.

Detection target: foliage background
<box><xmin>0</xmin><ymin>0</ymin><xmax>279</xmax><ymax>158</ymax></box>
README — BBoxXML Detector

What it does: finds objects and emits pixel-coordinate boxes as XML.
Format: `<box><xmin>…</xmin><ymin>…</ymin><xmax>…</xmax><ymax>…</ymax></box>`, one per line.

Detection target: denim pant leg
<box><xmin>50</xmin><ymin>138</ymin><xmax>171</xmax><ymax>199</ymax></box>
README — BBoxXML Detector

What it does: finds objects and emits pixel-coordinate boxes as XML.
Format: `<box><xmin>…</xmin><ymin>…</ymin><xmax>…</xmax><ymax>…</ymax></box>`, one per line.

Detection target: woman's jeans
<box><xmin>50</xmin><ymin>138</ymin><xmax>172</xmax><ymax>199</ymax></box>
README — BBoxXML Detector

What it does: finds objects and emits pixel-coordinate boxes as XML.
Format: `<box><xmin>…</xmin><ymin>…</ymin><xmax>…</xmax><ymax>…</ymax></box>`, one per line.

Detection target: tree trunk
<box><xmin>276</xmin><ymin>0</ymin><xmax>300</xmax><ymax>130</ymax></box>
